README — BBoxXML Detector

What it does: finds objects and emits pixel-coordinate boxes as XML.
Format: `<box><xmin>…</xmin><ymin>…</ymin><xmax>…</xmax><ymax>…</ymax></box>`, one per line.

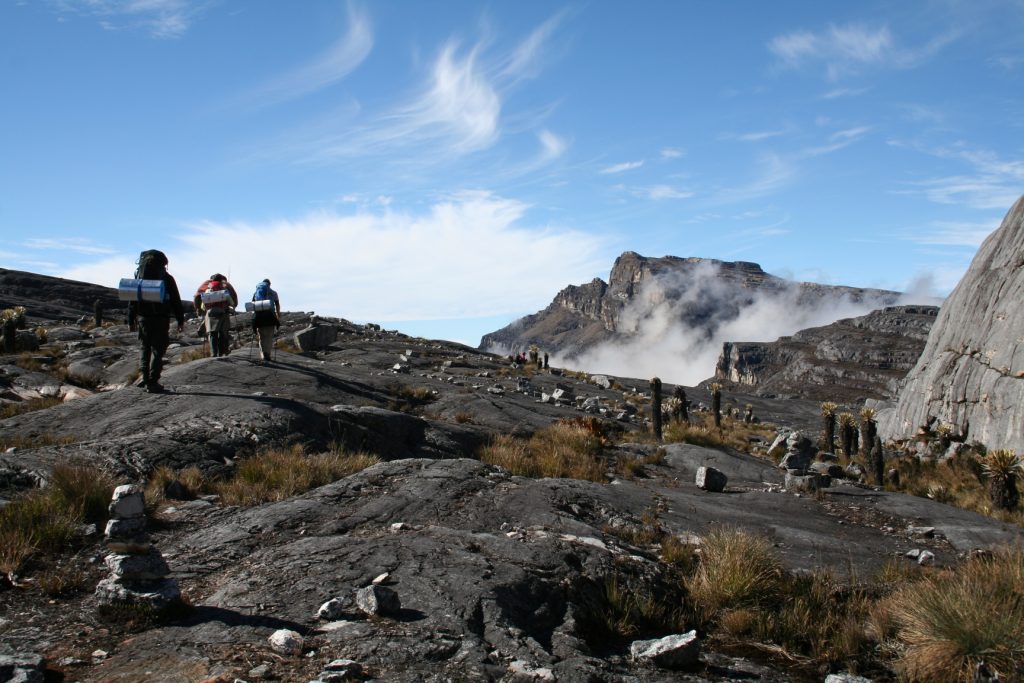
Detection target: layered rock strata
<box><xmin>480</xmin><ymin>251</ymin><xmax>900</xmax><ymax>358</ymax></box>
<box><xmin>880</xmin><ymin>195</ymin><xmax>1024</xmax><ymax>451</ymax></box>
<box><xmin>715</xmin><ymin>305</ymin><xmax>938</xmax><ymax>402</ymax></box>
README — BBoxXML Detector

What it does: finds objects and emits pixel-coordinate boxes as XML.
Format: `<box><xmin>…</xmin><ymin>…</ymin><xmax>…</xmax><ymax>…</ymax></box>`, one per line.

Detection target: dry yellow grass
<box><xmin>216</xmin><ymin>444</ymin><xmax>380</xmax><ymax>506</ymax></box>
<box><xmin>886</xmin><ymin>547</ymin><xmax>1024</xmax><ymax>682</ymax></box>
<box><xmin>479</xmin><ymin>420</ymin><xmax>605</xmax><ymax>481</ymax></box>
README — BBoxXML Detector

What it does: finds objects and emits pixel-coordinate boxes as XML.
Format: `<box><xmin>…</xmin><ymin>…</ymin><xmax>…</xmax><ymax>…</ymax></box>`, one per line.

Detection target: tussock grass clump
<box><xmin>686</xmin><ymin>526</ymin><xmax>783</xmax><ymax>617</ymax></box>
<box><xmin>216</xmin><ymin>444</ymin><xmax>379</xmax><ymax>506</ymax></box>
<box><xmin>177</xmin><ymin>345</ymin><xmax>210</xmax><ymax>363</ymax></box>
<box><xmin>479</xmin><ymin>420</ymin><xmax>605</xmax><ymax>482</ymax></box>
<box><xmin>0</xmin><ymin>396</ymin><xmax>63</xmax><ymax>419</ymax></box>
<box><xmin>886</xmin><ymin>547</ymin><xmax>1024</xmax><ymax>682</ymax></box>
<box><xmin>0</xmin><ymin>462</ymin><xmax>113</xmax><ymax>581</ymax></box>
<box><xmin>0</xmin><ymin>433</ymin><xmax>77</xmax><ymax>452</ymax></box>
<box><xmin>663</xmin><ymin>413</ymin><xmax>775</xmax><ymax>455</ymax></box>
<box><xmin>145</xmin><ymin>464</ymin><xmax>207</xmax><ymax>507</ymax></box>
<box><xmin>891</xmin><ymin>452</ymin><xmax>1024</xmax><ymax>526</ymax></box>
<box><xmin>48</xmin><ymin>461</ymin><xmax>117</xmax><ymax>525</ymax></box>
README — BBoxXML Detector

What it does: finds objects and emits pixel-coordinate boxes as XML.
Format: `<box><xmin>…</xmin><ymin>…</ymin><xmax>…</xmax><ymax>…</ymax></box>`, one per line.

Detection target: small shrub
<box><xmin>886</xmin><ymin>548</ymin><xmax>1024</xmax><ymax>682</ymax></box>
<box><xmin>453</xmin><ymin>411</ymin><xmax>474</xmax><ymax>424</ymax></box>
<box><xmin>389</xmin><ymin>384</ymin><xmax>437</xmax><ymax>414</ymax></box>
<box><xmin>216</xmin><ymin>444</ymin><xmax>379</xmax><ymax>506</ymax></box>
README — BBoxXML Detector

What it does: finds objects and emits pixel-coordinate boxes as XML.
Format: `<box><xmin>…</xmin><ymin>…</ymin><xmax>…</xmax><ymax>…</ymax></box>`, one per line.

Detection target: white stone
<box><xmin>268</xmin><ymin>628</ymin><xmax>304</xmax><ymax>656</ymax></box>
<box><xmin>629</xmin><ymin>630</ymin><xmax>700</xmax><ymax>670</ymax></box>
<box><xmin>317</xmin><ymin>597</ymin><xmax>346</xmax><ymax>621</ymax></box>
<box><xmin>508</xmin><ymin>660</ymin><xmax>556</xmax><ymax>681</ymax></box>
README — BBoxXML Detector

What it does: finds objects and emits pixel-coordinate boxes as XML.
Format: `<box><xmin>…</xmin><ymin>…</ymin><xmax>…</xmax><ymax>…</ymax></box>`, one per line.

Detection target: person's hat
<box><xmin>211</xmin><ymin>273</ymin><xmax>225</xmax><ymax>281</ymax></box>
<box><xmin>262</xmin><ymin>278</ymin><xmax>271</xmax><ymax>285</ymax></box>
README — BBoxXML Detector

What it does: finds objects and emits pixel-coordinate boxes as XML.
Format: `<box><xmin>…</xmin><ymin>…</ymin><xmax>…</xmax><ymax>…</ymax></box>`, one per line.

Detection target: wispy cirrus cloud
<box><xmin>637</xmin><ymin>185</ymin><xmax>693</xmax><ymax>200</ymax></box>
<box><xmin>23</xmin><ymin>238</ymin><xmax>116</xmax><ymax>256</ymax></box>
<box><xmin>299</xmin><ymin>12</ymin><xmax>566</xmax><ymax>167</ymax></box>
<box><xmin>821</xmin><ymin>86</ymin><xmax>870</xmax><ymax>99</ymax></box>
<box><xmin>234</xmin><ymin>2</ymin><xmax>372</xmax><ymax>108</ymax></box>
<box><xmin>50</xmin><ymin>0</ymin><xmax>201</xmax><ymax>38</ymax></box>
<box><xmin>905</xmin><ymin>220</ymin><xmax>998</xmax><ymax>247</ymax></box>
<box><xmin>660</xmin><ymin>147</ymin><xmax>685</xmax><ymax>159</ymax></box>
<box><xmin>768</xmin><ymin>23</ymin><xmax>957</xmax><ymax>80</ymax></box>
<box><xmin>600</xmin><ymin>160</ymin><xmax>644</xmax><ymax>174</ymax></box>
<box><xmin>889</xmin><ymin>140</ymin><xmax>1024</xmax><ymax>210</ymax></box>
<box><xmin>801</xmin><ymin>125</ymin><xmax>871</xmax><ymax>156</ymax></box>
<box><xmin>725</xmin><ymin>129</ymin><xmax>789</xmax><ymax>143</ymax></box>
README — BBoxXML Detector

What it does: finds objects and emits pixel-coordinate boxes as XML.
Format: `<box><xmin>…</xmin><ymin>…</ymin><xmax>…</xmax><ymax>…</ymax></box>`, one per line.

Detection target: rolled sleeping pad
<box><xmin>200</xmin><ymin>289</ymin><xmax>233</xmax><ymax>304</ymax></box>
<box><xmin>245</xmin><ymin>299</ymin><xmax>275</xmax><ymax>312</ymax></box>
<box><xmin>118</xmin><ymin>278</ymin><xmax>166</xmax><ymax>303</ymax></box>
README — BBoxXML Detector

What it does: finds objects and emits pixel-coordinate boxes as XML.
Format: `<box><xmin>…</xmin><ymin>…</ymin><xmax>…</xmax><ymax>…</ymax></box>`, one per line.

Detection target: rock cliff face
<box><xmin>880</xmin><ymin>195</ymin><xmax>1024</xmax><ymax>450</ymax></box>
<box><xmin>715</xmin><ymin>305</ymin><xmax>938</xmax><ymax>403</ymax></box>
<box><xmin>480</xmin><ymin>252</ymin><xmax>901</xmax><ymax>357</ymax></box>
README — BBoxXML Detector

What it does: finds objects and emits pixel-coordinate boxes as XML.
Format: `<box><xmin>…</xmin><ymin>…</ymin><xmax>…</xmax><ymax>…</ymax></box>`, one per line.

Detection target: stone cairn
<box><xmin>94</xmin><ymin>484</ymin><xmax>181</xmax><ymax>612</ymax></box>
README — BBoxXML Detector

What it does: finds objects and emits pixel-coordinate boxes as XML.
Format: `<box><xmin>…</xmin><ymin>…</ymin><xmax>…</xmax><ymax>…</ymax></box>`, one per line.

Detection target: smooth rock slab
<box><xmin>695</xmin><ymin>466</ymin><xmax>728</xmax><ymax>492</ymax></box>
<box><xmin>268</xmin><ymin>629</ymin><xmax>304</xmax><ymax>656</ymax></box>
<box><xmin>629</xmin><ymin>630</ymin><xmax>700</xmax><ymax>670</ymax></box>
<box><xmin>825</xmin><ymin>674</ymin><xmax>875</xmax><ymax>683</ymax></box>
<box><xmin>355</xmin><ymin>584</ymin><xmax>401</xmax><ymax>617</ymax></box>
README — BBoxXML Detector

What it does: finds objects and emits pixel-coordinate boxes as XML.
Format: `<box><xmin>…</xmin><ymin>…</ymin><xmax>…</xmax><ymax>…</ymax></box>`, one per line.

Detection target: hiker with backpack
<box><xmin>249</xmin><ymin>278</ymin><xmax>281</xmax><ymax>364</ymax></box>
<box><xmin>126</xmin><ymin>250</ymin><xmax>185</xmax><ymax>393</ymax></box>
<box><xmin>193</xmin><ymin>273</ymin><xmax>238</xmax><ymax>357</ymax></box>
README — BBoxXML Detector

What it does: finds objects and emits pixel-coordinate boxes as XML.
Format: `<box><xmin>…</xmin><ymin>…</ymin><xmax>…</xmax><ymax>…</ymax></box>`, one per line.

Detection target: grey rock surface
<box><xmin>881</xmin><ymin>195</ymin><xmax>1024</xmax><ymax>451</ymax></box>
<box><xmin>481</xmin><ymin>251</ymin><xmax>900</xmax><ymax>362</ymax></box>
<box><xmin>714</xmin><ymin>305</ymin><xmax>938</xmax><ymax>403</ymax></box>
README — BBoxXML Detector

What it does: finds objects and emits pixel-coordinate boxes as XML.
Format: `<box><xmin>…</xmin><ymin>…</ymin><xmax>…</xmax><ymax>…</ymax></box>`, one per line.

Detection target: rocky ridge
<box><xmin>879</xmin><ymin>195</ymin><xmax>1024</xmax><ymax>451</ymax></box>
<box><xmin>0</xmin><ymin>268</ymin><xmax>1021</xmax><ymax>682</ymax></box>
<box><xmin>714</xmin><ymin>305</ymin><xmax>939</xmax><ymax>403</ymax></box>
<box><xmin>480</xmin><ymin>252</ymin><xmax>901</xmax><ymax>359</ymax></box>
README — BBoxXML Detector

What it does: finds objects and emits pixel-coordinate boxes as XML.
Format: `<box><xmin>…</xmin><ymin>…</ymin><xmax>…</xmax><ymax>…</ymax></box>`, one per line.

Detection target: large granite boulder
<box><xmin>880</xmin><ymin>196</ymin><xmax>1024</xmax><ymax>451</ymax></box>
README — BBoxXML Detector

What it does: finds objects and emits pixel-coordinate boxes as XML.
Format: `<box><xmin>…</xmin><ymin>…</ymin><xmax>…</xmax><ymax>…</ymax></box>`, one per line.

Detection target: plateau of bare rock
<box><xmin>480</xmin><ymin>251</ymin><xmax>901</xmax><ymax>363</ymax></box>
<box><xmin>880</xmin><ymin>195</ymin><xmax>1024</xmax><ymax>452</ymax></box>
<box><xmin>714</xmin><ymin>305</ymin><xmax>939</xmax><ymax>403</ymax></box>
<box><xmin>2</xmin><ymin>267</ymin><xmax>1022</xmax><ymax>683</ymax></box>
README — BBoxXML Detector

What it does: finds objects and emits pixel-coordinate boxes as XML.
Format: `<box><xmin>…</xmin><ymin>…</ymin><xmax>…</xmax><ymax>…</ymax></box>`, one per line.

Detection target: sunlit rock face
<box><xmin>880</xmin><ymin>195</ymin><xmax>1024</xmax><ymax>450</ymax></box>
<box><xmin>480</xmin><ymin>251</ymin><xmax>901</xmax><ymax>385</ymax></box>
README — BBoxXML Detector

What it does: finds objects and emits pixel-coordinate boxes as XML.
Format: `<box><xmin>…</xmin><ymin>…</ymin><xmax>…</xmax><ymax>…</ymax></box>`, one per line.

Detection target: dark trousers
<box><xmin>139</xmin><ymin>316</ymin><xmax>170</xmax><ymax>384</ymax></box>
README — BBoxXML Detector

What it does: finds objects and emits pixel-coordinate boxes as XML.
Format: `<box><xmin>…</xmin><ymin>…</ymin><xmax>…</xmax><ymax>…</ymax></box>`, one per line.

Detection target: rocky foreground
<box><xmin>0</xmin><ymin>278</ymin><xmax>1022</xmax><ymax>682</ymax></box>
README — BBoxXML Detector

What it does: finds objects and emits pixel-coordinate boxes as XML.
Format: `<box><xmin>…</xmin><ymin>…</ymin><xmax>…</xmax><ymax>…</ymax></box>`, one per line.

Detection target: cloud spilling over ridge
<box><xmin>554</xmin><ymin>261</ymin><xmax>937</xmax><ymax>386</ymax></box>
<box><xmin>60</xmin><ymin>193</ymin><xmax>607</xmax><ymax>327</ymax></box>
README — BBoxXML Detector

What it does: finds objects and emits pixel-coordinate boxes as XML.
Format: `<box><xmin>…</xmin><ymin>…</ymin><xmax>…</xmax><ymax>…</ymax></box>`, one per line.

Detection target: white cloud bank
<box><xmin>61</xmin><ymin>193</ymin><xmax>608</xmax><ymax>327</ymax></box>
<box><xmin>554</xmin><ymin>261</ymin><xmax>937</xmax><ymax>386</ymax></box>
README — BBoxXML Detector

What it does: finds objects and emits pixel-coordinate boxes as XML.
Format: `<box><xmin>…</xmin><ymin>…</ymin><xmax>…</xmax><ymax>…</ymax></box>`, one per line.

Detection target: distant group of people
<box><xmin>126</xmin><ymin>249</ymin><xmax>281</xmax><ymax>393</ymax></box>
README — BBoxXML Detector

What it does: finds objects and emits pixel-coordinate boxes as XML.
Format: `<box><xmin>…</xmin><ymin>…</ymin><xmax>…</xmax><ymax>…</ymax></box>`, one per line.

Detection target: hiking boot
<box><xmin>146</xmin><ymin>381</ymin><xmax>165</xmax><ymax>394</ymax></box>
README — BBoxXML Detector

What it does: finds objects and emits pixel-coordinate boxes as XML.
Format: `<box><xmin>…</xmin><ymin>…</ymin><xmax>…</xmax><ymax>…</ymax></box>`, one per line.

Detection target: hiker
<box><xmin>193</xmin><ymin>274</ymin><xmax>238</xmax><ymax>357</ymax></box>
<box><xmin>127</xmin><ymin>250</ymin><xmax>185</xmax><ymax>393</ymax></box>
<box><xmin>250</xmin><ymin>278</ymin><xmax>281</xmax><ymax>364</ymax></box>
<box><xmin>94</xmin><ymin>298</ymin><xmax>103</xmax><ymax>328</ymax></box>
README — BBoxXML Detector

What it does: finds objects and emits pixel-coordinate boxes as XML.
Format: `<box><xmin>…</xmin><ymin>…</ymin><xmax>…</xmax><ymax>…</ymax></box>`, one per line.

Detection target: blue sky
<box><xmin>2</xmin><ymin>0</ymin><xmax>1022</xmax><ymax>346</ymax></box>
